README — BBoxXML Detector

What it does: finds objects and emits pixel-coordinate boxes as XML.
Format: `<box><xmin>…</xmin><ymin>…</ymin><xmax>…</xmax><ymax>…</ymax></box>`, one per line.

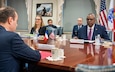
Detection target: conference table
<box><xmin>23</xmin><ymin>37</ymin><xmax>115</xmax><ymax>72</ymax></box>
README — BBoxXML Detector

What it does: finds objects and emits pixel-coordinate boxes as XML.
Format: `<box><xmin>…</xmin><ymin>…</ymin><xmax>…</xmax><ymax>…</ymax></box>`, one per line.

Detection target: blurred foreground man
<box><xmin>0</xmin><ymin>6</ymin><xmax>41</xmax><ymax>72</ymax></box>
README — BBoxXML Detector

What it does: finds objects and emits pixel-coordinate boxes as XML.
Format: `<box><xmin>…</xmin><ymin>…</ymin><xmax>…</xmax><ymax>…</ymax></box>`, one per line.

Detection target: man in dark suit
<box><xmin>46</xmin><ymin>19</ymin><xmax>57</xmax><ymax>36</ymax></box>
<box><xmin>72</xmin><ymin>17</ymin><xmax>84</xmax><ymax>38</ymax></box>
<box><xmin>46</xmin><ymin>19</ymin><xmax>57</xmax><ymax>28</ymax></box>
<box><xmin>77</xmin><ymin>13</ymin><xmax>109</xmax><ymax>40</ymax></box>
<box><xmin>0</xmin><ymin>7</ymin><xmax>41</xmax><ymax>72</ymax></box>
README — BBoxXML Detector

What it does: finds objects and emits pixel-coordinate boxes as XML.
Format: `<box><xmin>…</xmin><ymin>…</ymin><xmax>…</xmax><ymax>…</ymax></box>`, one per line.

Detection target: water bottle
<box><xmin>33</xmin><ymin>34</ymin><xmax>38</xmax><ymax>43</ymax></box>
<box><xmin>33</xmin><ymin>32</ymin><xmax>39</xmax><ymax>49</ymax></box>
<box><xmin>95</xmin><ymin>34</ymin><xmax>101</xmax><ymax>45</ymax></box>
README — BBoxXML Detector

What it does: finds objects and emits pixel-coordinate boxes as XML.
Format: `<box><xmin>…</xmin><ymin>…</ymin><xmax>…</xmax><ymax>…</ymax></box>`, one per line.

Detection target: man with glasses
<box><xmin>77</xmin><ymin>13</ymin><xmax>109</xmax><ymax>40</ymax></box>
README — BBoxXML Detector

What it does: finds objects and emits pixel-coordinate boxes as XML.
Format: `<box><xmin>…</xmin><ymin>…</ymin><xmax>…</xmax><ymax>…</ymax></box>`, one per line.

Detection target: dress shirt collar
<box><xmin>87</xmin><ymin>24</ymin><xmax>95</xmax><ymax>30</ymax></box>
<box><xmin>87</xmin><ymin>24</ymin><xmax>95</xmax><ymax>40</ymax></box>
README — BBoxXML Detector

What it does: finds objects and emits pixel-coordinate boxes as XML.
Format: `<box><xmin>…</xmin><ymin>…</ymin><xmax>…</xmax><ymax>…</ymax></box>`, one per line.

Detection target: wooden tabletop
<box><xmin>37</xmin><ymin>40</ymin><xmax>115</xmax><ymax>71</ymax></box>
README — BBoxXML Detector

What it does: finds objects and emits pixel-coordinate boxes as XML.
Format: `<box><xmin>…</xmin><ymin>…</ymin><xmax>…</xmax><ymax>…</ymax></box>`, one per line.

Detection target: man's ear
<box><xmin>7</xmin><ymin>17</ymin><xmax>13</xmax><ymax>25</ymax></box>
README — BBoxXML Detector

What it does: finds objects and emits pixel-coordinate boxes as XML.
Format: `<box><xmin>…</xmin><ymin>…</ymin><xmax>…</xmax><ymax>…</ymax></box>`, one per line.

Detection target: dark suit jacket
<box><xmin>30</xmin><ymin>26</ymin><xmax>46</xmax><ymax>35</ymax></box>
<box><xmin>72</xmin><ymin>25</ymin><xmax>84</xmax><ymax>38</ymax></box>
<box><xmin>46</xmin><ymin>25</ymin><xmax>57</xmax><ymax>29</ymax></box>
<box><xmin>0</xmin><ymin>26</ymin><xmax>41</xmax><ymax>72</ymax></box>
<box><xmin>77</xmin><ymin>24</ymin><xmax>110</xmax><ymax>40</ymax></box>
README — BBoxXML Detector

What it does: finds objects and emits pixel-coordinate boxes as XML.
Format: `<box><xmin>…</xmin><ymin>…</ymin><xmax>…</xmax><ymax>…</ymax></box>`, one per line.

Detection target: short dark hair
<box><xmin>0</xmin><ymin>6</ymin><xmax>16</xmax><ymax>23</ymax></box>
<box><xmin>47</xmin><ymin>19</ymin><xmax>52</xmax><ymax>23</ymax></box>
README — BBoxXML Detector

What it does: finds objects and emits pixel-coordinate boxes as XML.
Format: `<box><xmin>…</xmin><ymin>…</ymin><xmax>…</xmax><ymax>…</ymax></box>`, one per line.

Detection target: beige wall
<box><xmin>32</xmin><ymin>0</ymin><xmax>111</xmax><ymax>28</ymax></box>
<box><xmin>32</xmin><ymin>0</ymin><xmax>58</xmax><ymax>26</ymax></box>
<box><xmin>0</xmin><ymin>0</ymin><xmax>5</xmax><ymax>7</ymax></box>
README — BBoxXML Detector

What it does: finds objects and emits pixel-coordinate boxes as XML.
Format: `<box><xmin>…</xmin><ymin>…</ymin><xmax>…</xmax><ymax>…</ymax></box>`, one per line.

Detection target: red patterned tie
<box><xmin>88</xmin><ymin>28</ymin><xmax>92</xmax><ymax>40</ymax></box>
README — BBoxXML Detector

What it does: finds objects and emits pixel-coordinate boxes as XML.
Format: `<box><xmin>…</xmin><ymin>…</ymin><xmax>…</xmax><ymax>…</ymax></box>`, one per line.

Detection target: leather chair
<box><xmin>107</xmin><ymin>30</ymin><xmax>113</xmax><ymax>41</ymax></box>
<box><xmin>57</xmin><ymin>27</ymin><xmax>63</xmax><ymax>36</ymax></box>
<box><xmin>46</xmin><ymin>26</ymin><xmax>57</xmax><ymax>36</ymax></box>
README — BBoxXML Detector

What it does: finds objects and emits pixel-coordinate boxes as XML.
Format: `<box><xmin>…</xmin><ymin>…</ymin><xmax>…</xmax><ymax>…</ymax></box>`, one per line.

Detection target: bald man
<box><xmin>72</xmin><ymin>17</ymin><xmax>84</xmax><ymax>38</ymax></box>
<box><xmin>77</xmin><ymin>13</ymin><xmax>110</xmax><ymax>40</ymax></box>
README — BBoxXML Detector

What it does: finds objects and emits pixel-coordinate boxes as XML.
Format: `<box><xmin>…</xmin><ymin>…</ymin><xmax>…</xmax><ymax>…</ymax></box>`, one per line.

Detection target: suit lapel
<box><xmin>92</xmin><ymin>24</ymin><xmax>98</xmax><ymax>40</ymax></box>
<box><xmin>85</xmin><ymin>26</ymin><xmax>88</xmax><ymax>40</ymax></box>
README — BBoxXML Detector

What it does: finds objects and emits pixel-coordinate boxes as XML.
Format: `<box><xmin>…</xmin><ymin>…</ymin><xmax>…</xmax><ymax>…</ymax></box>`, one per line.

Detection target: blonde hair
<box><xmin>33</xmin><ymin>15</ymin><xmax>45</xmax><ymax>29</ymax></box>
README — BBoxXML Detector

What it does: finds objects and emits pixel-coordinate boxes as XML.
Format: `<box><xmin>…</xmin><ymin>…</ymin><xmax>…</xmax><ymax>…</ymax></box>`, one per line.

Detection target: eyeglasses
<box><xmin>86</xmin><ymin>18</ymin><xmax>94</xmax><ymax>21</ymax></box>
<box><xmin>35</xmin><ymin>19</ymin><xmax>41</xmax><ymax>20</ymax></box>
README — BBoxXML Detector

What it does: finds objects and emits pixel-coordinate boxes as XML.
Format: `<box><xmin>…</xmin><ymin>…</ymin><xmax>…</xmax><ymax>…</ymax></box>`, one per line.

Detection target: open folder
<box><xmin>40</xmin><ymin>51</ymin><xmax>51</xmax><ymax>59</ymax></box>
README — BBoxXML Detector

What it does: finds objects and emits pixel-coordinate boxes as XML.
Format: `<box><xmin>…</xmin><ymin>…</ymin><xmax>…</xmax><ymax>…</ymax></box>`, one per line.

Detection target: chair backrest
<box><xmin>46</xmin><ymin>26</ymin><xmax>57</xmax><ymax>36</ymax></box>
<box><xmin>107</xmin><ymin>30</ymin><xmax>113</xmax><ymax>41</ymax></box>
<box><xmin>57</xmin><ymin>27</ymin><xmax>63</xmax><ymax>36</ymax></box>
<box><xmin>75</xmin><ymin>64</ymin><xmax>115</xmax><ymax>72</ymax></box>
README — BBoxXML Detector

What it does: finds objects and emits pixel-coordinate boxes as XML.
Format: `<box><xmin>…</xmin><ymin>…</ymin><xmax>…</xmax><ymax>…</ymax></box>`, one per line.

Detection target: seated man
<box><xmin>72</xmin><ymin>17</ymin><xmax>84</xmax><ymax>38</ymax></box>
<box><xmin>0</xmin><ymin>6</ymin><xmax>41</xmax><ymax>72</ymax></box>
<box><xmin>46</xmin><ymin>19</ymin><xmax>57</xmax><ymax>36</ymax></box>
<box><xmin>77</xmin><ymin>13</ymin><xmax>110</xmax><ymax>40</ymax></box>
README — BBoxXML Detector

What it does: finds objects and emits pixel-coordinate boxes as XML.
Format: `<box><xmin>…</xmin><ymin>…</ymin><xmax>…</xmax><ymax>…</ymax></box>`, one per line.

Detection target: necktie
<box><xmin>88</xmin><ymin>28</ymin><xmax>92</xmax><ymax>40</ymax></box>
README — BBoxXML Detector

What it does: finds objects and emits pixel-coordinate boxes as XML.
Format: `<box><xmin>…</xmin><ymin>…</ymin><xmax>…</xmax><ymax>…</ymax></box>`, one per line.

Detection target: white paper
<box><xmin>70</xmin><ymin>44</ymin><xmax>84</xmax><ymax>49</ymax></box>
<box><xmin>84</xmin><ymin>40</ymin><xmax>95</xmax><ymax>43</ymax></box>
<box><xmin>38</xmin><ymin>44</ymin><xmax>55</xmax><ymax>50</ymax></box>
<box><xmin>46</xmin><ymin>56</ymin><xmax>63</xmax><ymax>61</ymax></box>
<box><xmin>70</xmin><ymin>39</ymin><xmax>84</xmax><ymax>44</ymax></box>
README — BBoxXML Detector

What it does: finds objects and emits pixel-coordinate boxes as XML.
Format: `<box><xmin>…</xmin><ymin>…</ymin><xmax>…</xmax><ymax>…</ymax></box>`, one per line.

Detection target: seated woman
<box><xmin>30</xmin><ymin>15</ymin><xmax>46</xmax><ymax>35</ymax></box>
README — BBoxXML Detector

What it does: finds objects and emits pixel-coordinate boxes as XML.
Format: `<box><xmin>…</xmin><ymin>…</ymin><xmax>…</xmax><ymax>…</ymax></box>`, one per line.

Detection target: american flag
<box><xmin>99</xmin><ymin>0</ymin><xmax>109</xmax><ymax>30</ymax></box>
<box><xmin>49</xmin><ymin>31</ymin><xmax>55</xmax><ymax>40</ymax></box>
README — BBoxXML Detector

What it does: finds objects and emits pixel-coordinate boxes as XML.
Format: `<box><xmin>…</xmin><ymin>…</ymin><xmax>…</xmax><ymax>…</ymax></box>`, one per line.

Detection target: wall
<box><xmin>7</xmin><ymin>0</ymin><xmax>28</xmax><ymax>31</ymax></box>
<box><xmin>63</xmin><ymin>0</ymin><xmax>96</xmax><ymax>32</ymax></box>
<box><xmin>5</xmin><ymin>0</ymin><xmax>111</xmax><ymax>33</ymax></box>
<box><xmin>63</xmin><ymin>0</ymin><xmax>110</xmax><ymax>32</ymax></box>
<box><xmin>32</xmin><ymin>0</ymin><xmax>58</xmax><ymax>26</ymax></box>
<box><xmin>0</xmin><ymin>0</ymin><xmax>5</xmax><ymax>7</ymax></box>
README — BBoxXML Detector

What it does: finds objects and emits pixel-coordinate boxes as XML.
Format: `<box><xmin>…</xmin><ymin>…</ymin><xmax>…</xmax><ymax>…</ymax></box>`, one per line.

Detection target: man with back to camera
<box><xmin>77</xmin><ymin>13</ymin><xmax>110</xmax><ymax>40</ymax></box>
<box><xmin>0</xmin><ymin>6</ymin><xmax>41</xmax><ymax>72</ymax></box>
<box><xmin>72</xmin><ymin>17</ymin><xmax>84</xmax><ymax>38</ymax></box>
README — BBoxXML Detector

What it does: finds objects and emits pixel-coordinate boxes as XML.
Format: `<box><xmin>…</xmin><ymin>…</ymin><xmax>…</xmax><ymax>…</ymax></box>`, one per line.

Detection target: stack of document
<box><xmin>20</xmin><ymin>34</ymin><xmax>34</xmax><ymax>38</ymax></box>
<box><xmin>70</xmin><ymin>39</ymin><xmax>84</xmax><ymax>44</ymax></box>
<box><xmin>70</xmin><ymin>39</ymin><xmax>94</xmax><ymax>44</ymax></box>
<box><xmin>38</xmin><ymin>44</ymin><xmax>55</xmax><ymax>50</ymax></box>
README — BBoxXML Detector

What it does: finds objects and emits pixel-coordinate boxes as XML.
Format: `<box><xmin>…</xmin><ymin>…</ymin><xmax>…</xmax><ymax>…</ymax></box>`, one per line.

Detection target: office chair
<box><xmin>46</xmin><ymin>26</ymin><xmax>57</xmax><ymax>36</ymax></box>
<box><xmin>107</xmin><ymin>30</ymin><xmax>113</xmax><ymax>41</ymax></box>
<box><xmin>75</xmin><ymin>64</ymin><xmax>115</xmax><ymax>72</ymax></box>
<box><xmin>57</xmin><ymin>27</ymin><xmax>63</xmax><ymax>36</ymax></box>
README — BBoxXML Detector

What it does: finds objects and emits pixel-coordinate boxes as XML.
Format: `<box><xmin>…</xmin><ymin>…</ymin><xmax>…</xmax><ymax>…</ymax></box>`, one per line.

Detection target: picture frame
<box><xmin>36</xmin><ymin>3</ymin><xmax>53</xmax><ymax>17</ymax></box>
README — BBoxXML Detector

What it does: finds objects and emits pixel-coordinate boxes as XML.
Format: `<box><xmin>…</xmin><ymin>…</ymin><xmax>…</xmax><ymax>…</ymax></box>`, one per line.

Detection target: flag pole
<box><xmin>113</xmin><ymin>6</ymin><xmax>115</xmax><ymax>41</ymax></box>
